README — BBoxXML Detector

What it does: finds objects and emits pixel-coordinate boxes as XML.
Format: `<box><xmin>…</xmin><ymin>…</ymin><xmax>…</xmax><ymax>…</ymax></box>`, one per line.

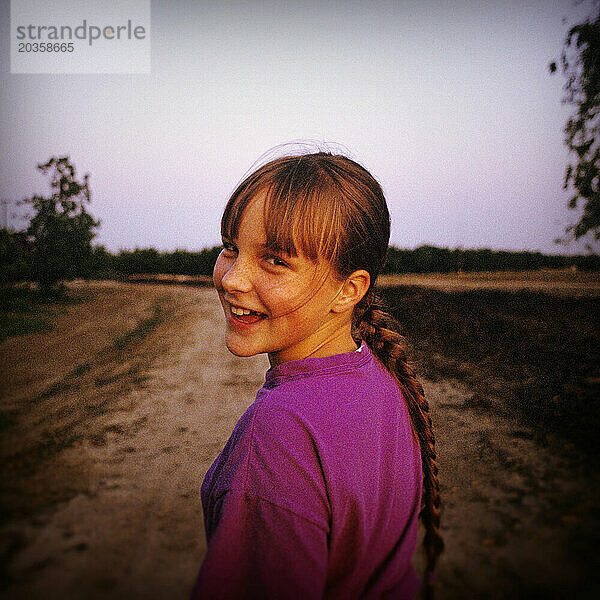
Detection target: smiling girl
<box><xmin>191</xmin><ymin>152</ymin><xmax>443</xmax><ymax>599</ymax></box>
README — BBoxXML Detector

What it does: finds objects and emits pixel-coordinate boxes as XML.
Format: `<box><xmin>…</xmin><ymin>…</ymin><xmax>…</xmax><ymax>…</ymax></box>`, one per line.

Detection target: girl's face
<box><xmin>213</xmin><ymin>193</ymin><xmax>355</xmax><ymax>366</ymax></box>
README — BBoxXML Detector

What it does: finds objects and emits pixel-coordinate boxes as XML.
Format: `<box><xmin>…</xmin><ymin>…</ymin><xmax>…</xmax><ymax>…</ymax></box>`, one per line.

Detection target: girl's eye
<box><xmin>222</xmin><ymin>241</ymin><xmax>237</xmax><ymax>254</ymax></box>
<box><xmin>265</xmin><ymin>255</ymin><xmax>288</xmax><ymax>268</ymax></box>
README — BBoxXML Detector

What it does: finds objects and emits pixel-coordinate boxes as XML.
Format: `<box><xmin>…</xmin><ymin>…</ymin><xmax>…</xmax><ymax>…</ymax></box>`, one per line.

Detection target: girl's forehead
<box><xmin>236</xmin><ymin>198</ymin><xmax>332</xmax><ymax>266</ymax></box>
<box><xmin>229</xmin><ymin>186</ymin><xmax>335</xmax><ymax>268</ymax></box>
<box><xmin>236</xmin><ymin>195</ymin><xmax>267</xmax><ymax>238</ymax></box>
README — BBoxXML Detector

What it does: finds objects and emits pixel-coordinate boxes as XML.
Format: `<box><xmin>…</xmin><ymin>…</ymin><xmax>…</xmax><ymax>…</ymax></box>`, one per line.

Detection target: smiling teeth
<box><xmin>231</xmin><ymin>306</ymin><xmax>252</xmax><ymax>316</ymax></box>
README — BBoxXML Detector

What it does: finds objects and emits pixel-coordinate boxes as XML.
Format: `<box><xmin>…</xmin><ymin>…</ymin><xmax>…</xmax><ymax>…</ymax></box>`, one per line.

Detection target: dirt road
<box><xmin>0</xmin><ymin>282</ymin><xmax>597</xmax><ymax>599</ymax></box>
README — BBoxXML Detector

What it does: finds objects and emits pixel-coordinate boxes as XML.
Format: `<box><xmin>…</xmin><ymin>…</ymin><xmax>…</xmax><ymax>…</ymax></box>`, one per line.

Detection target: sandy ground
<box><xmin>0</xmin><ymin>281</ymin><xmax>598</xmax><ymax>599</ymax></box>
<box><xmin>377</xmin><ymin>270</ymin><xmax>600</xmax><ymax>297</ymax></box>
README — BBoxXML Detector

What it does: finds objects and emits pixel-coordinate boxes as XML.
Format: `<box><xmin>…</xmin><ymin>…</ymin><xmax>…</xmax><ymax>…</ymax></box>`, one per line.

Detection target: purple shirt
<box><xmin>192</xmin><ymin>343</ymin><xmax>422</xmax><ymax>599</ymax></box>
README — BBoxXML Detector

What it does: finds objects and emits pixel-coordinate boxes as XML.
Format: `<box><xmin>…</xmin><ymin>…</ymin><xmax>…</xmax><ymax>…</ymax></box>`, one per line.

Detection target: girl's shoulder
<box><xmin>259</xmin><ymin>345</ymin><xmax>403</xmax><ymax>425</ymax></box>
<box><xmin>205</xmin><ymin>385</ymin><xmax>330</xmax><ymax>525</ymax></box>
<box><xmin>205</xmin><ymin>348</ymin><xmax>414</xmax><ymax>527</ymax></box>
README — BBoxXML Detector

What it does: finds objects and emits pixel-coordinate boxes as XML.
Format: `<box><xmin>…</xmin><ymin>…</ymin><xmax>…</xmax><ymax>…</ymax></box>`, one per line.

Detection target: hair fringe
<box><xmin>356</xmin><ymin>292</ymin><xmax>444</xmax><ymax>598</ymax></box>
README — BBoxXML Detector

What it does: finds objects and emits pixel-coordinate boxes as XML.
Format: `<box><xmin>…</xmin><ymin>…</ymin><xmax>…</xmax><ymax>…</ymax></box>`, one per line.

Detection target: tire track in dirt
<box><xmin>1</xmin><ymin>283</ymin><xmax>268</xmax><ymax>599</ymax></box>
<box><xmin>0</xmin><ymin>282</ymin><xmax>178</xmax><ymax>409</ymax></box>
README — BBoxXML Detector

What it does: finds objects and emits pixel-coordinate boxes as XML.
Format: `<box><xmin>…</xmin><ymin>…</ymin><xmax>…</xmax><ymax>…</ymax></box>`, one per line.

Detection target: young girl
<box><xmin>191</xmin><ymin>152</ymin><xmax>443</xmax><ymax>599</ymax></box>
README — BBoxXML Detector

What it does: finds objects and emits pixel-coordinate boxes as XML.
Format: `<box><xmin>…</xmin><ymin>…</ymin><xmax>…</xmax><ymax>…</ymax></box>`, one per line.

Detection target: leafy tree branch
<box><xmin>550</xmin><ymin>2</ymin><xmax>600</xmax><ymax>241</ymax></box>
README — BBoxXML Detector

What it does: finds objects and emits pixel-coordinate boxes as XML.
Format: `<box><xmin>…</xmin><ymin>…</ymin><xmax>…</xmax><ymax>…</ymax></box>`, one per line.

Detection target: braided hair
<box><xmin>356</xmin><ymin>292</ymin><xmax>444</xmax><ymax>597</ymax></box>
<box><xmin>222</xmin><ymin>150</ymin><xmax>444</xmax><ymax>595</ymax></box>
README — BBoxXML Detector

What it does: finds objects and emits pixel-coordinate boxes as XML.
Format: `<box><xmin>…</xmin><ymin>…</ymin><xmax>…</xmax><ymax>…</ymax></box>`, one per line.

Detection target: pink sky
<box><xmin>1</xmin><ymin>0</ymin><xmax>597</xmax><ymax>254</ymax></box>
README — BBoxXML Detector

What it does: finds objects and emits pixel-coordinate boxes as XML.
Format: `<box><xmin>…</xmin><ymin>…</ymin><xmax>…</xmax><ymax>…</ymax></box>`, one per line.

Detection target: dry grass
<box><xmin>378</xmin><ymin>268</ymin><xmax>600</xmax><ymax>296</ymax></box>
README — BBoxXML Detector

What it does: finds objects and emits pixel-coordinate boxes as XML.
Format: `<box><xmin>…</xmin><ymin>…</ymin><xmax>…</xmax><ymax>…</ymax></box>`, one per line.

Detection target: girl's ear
<box><xmin>331</xmin><ymin>269</ymin><xmax>371</xmax><ymax>313</ymax></box>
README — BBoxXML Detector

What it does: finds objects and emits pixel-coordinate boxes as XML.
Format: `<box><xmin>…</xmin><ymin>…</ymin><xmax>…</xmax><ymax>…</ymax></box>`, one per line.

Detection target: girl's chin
<box><xmin>225</xmin><ymin>338</ymin><xmax>264</xmax><ymax>357</ymax></box>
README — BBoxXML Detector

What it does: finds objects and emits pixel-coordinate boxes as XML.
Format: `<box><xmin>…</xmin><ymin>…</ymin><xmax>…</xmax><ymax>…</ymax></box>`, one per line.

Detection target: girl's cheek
<box><xmin>260</xmin><ymin>280</ymin><xmax>312</xmax><ymax>316</ymax></box>
<box><xmin>213</xmin><ymin>254</ymin><xmax>228</xmax><ymax>287</ymax></box>
<box><xmin>256</xmin><ymin>271</ymin><xmax>294</xmax><ymax>297</ymax></box>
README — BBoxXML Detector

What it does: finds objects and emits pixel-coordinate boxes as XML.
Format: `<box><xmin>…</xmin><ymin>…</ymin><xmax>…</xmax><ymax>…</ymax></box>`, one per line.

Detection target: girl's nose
<box><xmin>221</xmin><ymin>258</ymin><xmax>253</xmax><ymax>294</ymax></box>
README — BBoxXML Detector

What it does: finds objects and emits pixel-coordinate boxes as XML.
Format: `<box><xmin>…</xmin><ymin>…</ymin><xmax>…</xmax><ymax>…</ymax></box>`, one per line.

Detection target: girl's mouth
<box><xmin>229</xmin><ymin>304</ymin><xmax>267</xmax><ymax>325</ymax></box>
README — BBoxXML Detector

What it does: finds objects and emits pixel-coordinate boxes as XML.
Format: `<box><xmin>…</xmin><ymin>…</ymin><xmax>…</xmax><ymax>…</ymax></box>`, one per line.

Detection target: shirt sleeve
<box><xmin>192</xmin><ymin>398</ymin><xmax>331</xmax><ymax>599</ymax></box>
<box><xmin>191</xmin><ymin>488</ymin><xmax>328</xmax><ymax>599</ymax></box>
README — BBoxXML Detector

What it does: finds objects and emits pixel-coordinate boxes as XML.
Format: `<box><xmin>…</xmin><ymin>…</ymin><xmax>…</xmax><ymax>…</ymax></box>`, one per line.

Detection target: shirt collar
<box><xmin>264</xmin><ymin>341</ymin><xmax>371</xmax><ymax>388</ymax></box>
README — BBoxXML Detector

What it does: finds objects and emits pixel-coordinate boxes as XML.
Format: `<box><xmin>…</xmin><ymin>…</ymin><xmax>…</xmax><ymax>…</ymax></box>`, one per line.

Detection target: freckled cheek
<box><xmin>212</xmin><ymin>255</ymin><xmax>228</xmax><ymax>288</ymax></box>
<box><xmin>258</xmin><ymin>282</ymin><xmax>313</xmax><ymax>319</ymax></box>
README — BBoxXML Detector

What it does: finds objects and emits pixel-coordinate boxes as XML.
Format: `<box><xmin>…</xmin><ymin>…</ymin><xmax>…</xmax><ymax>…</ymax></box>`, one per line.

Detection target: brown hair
<box><xmin>222</xmin><ymin>151</ymin><xmax>444</xmax><ymax>596</ymax></box>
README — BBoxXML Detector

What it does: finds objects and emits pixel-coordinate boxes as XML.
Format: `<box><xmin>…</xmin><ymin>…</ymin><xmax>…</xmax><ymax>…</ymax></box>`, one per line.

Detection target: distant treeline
<box><xmin>90</xmin><ymin>245</ymin><xmax>222</xmax><ymax>278</ymax></box>
<box><xmin>89</xmin><ymin>244</ymin><xmax>600</xmax><ymax>277</ymax></box>
<box><xmin>381</xmin><ymin>246</ymin><xmax>600</xmax><ymax>273</ymax></box>
<box><xmin>1</xmin><ymin>230</ymin><xmax>599</xmax><ymax>286</ymax></box>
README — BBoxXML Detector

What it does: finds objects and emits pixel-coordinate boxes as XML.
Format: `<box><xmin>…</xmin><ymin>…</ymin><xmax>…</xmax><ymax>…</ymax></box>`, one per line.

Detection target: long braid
<box><xmin>356</xmin><ymin>292</ymin><xmax>444</xmax><ymax>598</ymax></box>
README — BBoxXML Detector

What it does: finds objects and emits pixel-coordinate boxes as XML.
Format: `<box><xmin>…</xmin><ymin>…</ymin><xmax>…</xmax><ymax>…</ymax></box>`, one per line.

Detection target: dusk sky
<box><xmin>1</xmin><ymin>0</ymin><xmax>597</xmax><ymax>254</ymax></box>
